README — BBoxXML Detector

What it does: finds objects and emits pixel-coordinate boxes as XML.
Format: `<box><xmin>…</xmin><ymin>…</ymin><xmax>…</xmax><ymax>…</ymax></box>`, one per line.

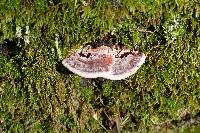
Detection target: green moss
<box><xmin>0</xmin><ymin>0</ymin><xmax>199</xmax><ymax>132</ymax></box>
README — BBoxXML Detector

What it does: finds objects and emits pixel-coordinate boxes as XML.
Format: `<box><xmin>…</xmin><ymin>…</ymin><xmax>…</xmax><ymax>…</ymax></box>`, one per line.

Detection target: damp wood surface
<box><xmin>0</xmin><ymin>0</ymin><xmax>200</xmax><ymax>132</ymax></box>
